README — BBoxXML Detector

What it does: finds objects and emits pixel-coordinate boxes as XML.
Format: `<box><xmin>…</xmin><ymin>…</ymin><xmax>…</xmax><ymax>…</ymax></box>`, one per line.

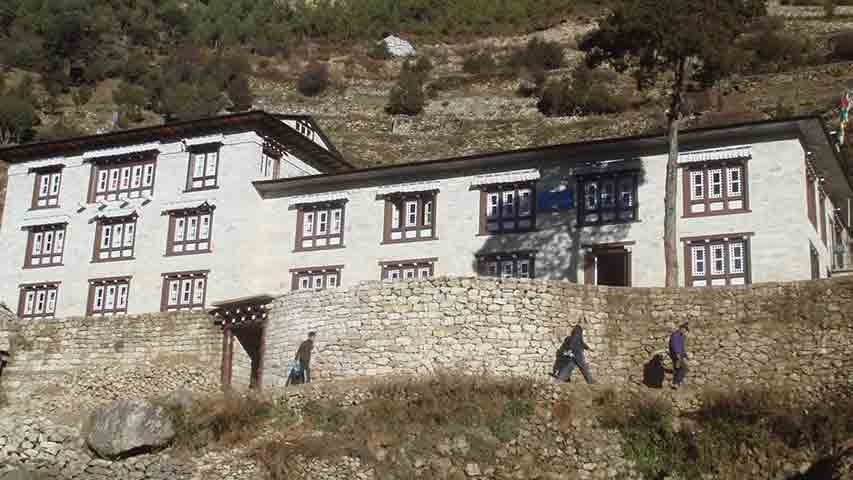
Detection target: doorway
<box><xmin>584</xmin><ymin>244</ymin><xmax>632</xmax><ymax>287</ymax></box>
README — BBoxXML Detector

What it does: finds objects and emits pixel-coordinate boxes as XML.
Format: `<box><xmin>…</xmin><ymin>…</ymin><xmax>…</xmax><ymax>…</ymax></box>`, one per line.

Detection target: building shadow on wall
<box><xmin>471</xmin><ymin>158</ymin><xmax>647</xmax><ymax>285</ymax></box>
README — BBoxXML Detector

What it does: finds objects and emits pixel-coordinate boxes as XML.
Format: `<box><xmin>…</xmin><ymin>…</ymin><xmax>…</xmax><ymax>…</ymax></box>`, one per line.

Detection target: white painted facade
<box><xmin>0</xmin><ymin>114</ymin><xmax>850</xmax><ymax>318</ymax></box>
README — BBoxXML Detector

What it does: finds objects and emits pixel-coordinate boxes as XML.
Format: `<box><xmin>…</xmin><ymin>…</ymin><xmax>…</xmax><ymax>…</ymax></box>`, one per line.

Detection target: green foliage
<box><xmin>537</xmin><ymin>65</ymin><xmax>628</xmax><ymax>117</ymax></box>
<box><xmin>72</xmin><ymin>86</ymin><xmax>93</xmax><ymax>108</ymax></box>
<box><xmin>112</xmin><ymin>81</ymin><xmax>147</xmax><ymax>124</ymax></box>
<box><xmin>0</xmin><ymin>95</ymin><xmax>39</xmax><ymax>145</ymax></box>
<box><xmin>367</xmin><ymin>41</ymin><xmax>392</xmax><ymax>60</ymax></box>
<box><xmin>580</xmin><ymin>0</ymin><xmax>767</xmax><ymax>89</ymax></box>
<box><xmin>509</xmin><ymin>37</ymin><xmax>564</xmax><ymax>71</ymax></box>
<box><xmin>38</xmin><ymin>118</ymin><xmax>86</xmax><ymax>141</ymax></box>
<box><xmin>386</xmin><ymin>60</ymin><xmax>427</xmax><ymax>115</ymax></box>
<box><xmin>738</xmin><ymin>18</ymin><xmax>820</xmax><ymax>74</ymax></box>
<box><xmin>462</xmin><ymin>50</ymin><xmax>498</xmax><ymax>75</ymax></box>
<box><xmin>297</xmin><ymin>63</ymin><xmax>330</xmax><ymax>97</ymax></box>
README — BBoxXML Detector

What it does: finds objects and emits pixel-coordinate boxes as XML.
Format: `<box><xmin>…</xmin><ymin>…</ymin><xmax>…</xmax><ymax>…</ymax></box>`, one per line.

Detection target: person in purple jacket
<box><xmin>668</xmin><ymin>323</ymin><xmax>689</xmax><ymax>389</ymax></box>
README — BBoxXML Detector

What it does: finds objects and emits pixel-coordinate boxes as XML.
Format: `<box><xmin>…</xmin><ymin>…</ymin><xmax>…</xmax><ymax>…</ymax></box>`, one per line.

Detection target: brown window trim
<box><xmin>681</xmin><ymin>160</ymin><xmax>749</xmax><ymax>218</ymax></box>
<box><xmin>578</xmin><ymin>171</ymin><xmax>639</xmax><ymax>226</ymax></box>
<box><xmin>290</xmin><ymin>265</ymin><xmax>344</xmax><ymax>291</ymax></box>
<box><xmin>86</xmin><ymin>276</ymin><xmax>132</xmax><ymax>316</ymax></box>
<box><xmin>682</xmin><ymin>234</ymin><xmax>752</xmax><ymax>287</ymax></box>
<box><xmin>294</xmin><ymin>201</ymin><xmax>346</xmax><ymax>252</ymax></box>
<box><xmin>477</xmin><ymin>183</ymin><xmax>537</xmax><ymax>235</ymax></box>
<box><xmin>17</xmin><ymin>282</ymin><xmax>60</xmax><ymax>319</ymax></box>
<box><xmin>185</xmin><ymin>144</ymin><xmax>221</xmax><ymax>192</ymax></box>
<box><xmin>164</xmin><ymin>203</ymin><xmax>215</xmax><ymax>256</ymax></box>
<box><xmin>29</xmin><ymin>164</ymin><xmax>64</xmax><ymax>210</ymax></box>
<box><xmin>92</xmin><ymin>214</ymin><xmax>137</xmax><ymax>263</ymax></box>
<box><xmin>819</xmin><ymin>191</ymin><xmax>828</xmax><ymax>247</ymax></box>
<box><xmin>806</xmin><ymin>159</ymin><xmax>818</xmax><ymax>230</ymax></box>
<box><xmin>476</xmin><ymin>251</ymin><xmax>536</xmax><ymax>279</ymax></box>
<box><xmin>379</xmin><ymin>257</ymin><xmax>438</xmax><ymax>280</ymax></box>
<box><xmin>160</xmin><ymin>270</ymin><xmax>209</xmax><ymax>312</ymax></box>
<box><xmin>86</xmin><ymin>152</ymin><xmax>157</xmax><ymax>203</ymax></box>
<box><xmin>22</xmin><ymin>223</ymin><xmax>67</xmax><ymax>269</ymax></box>
<box><xmin>382</xmin><ymin>190</ymin><xmax>438</xmax><ymax>244</ymax></box>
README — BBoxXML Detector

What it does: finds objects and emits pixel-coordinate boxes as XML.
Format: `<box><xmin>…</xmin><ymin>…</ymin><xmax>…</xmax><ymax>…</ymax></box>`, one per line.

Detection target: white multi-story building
<box><xmin>0</xmin><ymin>112</ymin><xmax>850</xmax><ymax>318</ymax></box>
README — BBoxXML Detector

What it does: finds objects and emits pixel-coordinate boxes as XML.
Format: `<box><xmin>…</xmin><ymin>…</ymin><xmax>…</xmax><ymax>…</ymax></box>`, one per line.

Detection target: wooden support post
<box><xmin>221</xmin><ymin>327</ymin><xmax>234</xmax><ymax>390</ymax></box>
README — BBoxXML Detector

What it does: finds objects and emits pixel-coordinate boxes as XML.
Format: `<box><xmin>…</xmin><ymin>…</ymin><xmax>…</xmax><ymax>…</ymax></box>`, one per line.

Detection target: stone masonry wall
<box><xmin>0</xmin><ymin>312</ymin><xmax>222</xmax><ymax>401</ymax></box>
<box><xmin>265</xmin><ymin>276</ymin><xmax>853</xmax><ymax>394</ymax></box>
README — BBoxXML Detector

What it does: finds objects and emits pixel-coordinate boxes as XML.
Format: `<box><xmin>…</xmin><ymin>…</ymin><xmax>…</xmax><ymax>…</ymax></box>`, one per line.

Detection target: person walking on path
<box><xmin>295</xmin><ymin>331</ymin><xmax>316</xmax><ymax>384</ymax></box>
<box><xmin>668</xmin><ymin>323</ymin><xmax>689</xmax><ymax>389</ymax></box>
<box><xmin>554</xmin><ymin>323</ymin><xmax>595</xmax><ymax>384</ymax></box>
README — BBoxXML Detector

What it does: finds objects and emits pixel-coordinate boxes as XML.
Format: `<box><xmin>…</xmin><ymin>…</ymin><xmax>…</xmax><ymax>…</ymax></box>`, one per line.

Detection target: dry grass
<box><xmin>254</xmin><ymin>374</ymin><xmax>538</xmax><ymax>480</ymax></box>
<box><xmin>169</xmin><ymin>392</ymin><xmax>295</xmax><ymax>453</ymax></box>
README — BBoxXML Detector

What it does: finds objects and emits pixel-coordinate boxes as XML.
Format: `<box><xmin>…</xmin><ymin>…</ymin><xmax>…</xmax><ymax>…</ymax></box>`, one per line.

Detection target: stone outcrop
<box><xmin>85</xmin><ymin>400</ymin><xmax>176</xmax><ymax>459</ymax></box>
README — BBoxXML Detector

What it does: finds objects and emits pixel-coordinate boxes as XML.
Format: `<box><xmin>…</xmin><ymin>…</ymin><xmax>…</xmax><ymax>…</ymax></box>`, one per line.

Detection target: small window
<box><xmin>685</xmin><ymin>236</ymin><xmax>750</xmax><ymax>286</ymax></box>
<box><xmin>88</xmin><ymin>277</ymin><xmax>131</xmax><ymax>316</ymax></box>
<box><xmin>819</xmin><ymin>192</ymin><xmax>827</xmax><ymax>247</ymax></box>
<box><xmin>24</xmin><ymin>224</ymin><xmax>66</xmax><ymax>268</ymax></box>
<box><xmin>18</xmin><ymin>283</ymin><xmax>59</xmax><ymax>319</ymax></box>
<box><xmin>480</xmin><ymin>185</ymin><xmax>536</xmax><ymax>234</ymax></box>
<box><xmin>296</xmin><ymin>202</ymin><xmax>346</xmax><ymax>250</ymax></box>
<box><xmin>477</xmin><ymin>252</ymin><xmax>535</xmax><ymax>279</ymax></box>
<box><xmin>186</xmin><ymin>145</ymin><xmax>220</xmax><ymax>191</ymax></box>
<box><xmin>381</xmin><ymin>259</ymin><xmax>437</xmax><ymax>281</ymax></box>
<box><xmin>162</xmin><ymin>271</ymin><xmax>208</xmax><ymax>311</ymax></box>
<box><xmin>89</xmin><ymin>155</ymin><xmax>156</xmax><ymax>202</ymax></box>
<box><xmin>384</xmin><ymin>192</ymin><xmax>437</xmax><ymax>243</ymax></box>
<box><xmin>684</xmin><ymin>162</ymin><xmax>748</xmax><ymax>217</ymax></box>
<box><xmin>31</xmin><ymin>166</ymin><xmax>63</xmax><ymax>209</ymax></box>
<box><xmin>578</xmin><ymin>172</ymin><xmax>637</xmax><ymax>225</ymax></box>
<box><xmin>291</xmin><ymin>266</ymin><xmax>343</xmax><ymax>291</ymax></box>
<box><xmin>93</xmin><ymin>215</ymin><xmax>137</xmax><ymax>262</ymax></box>
<box><xmin>166</xmin><ymin>205</ymin><xmax>214</xmax><ymax>255</ymax></box>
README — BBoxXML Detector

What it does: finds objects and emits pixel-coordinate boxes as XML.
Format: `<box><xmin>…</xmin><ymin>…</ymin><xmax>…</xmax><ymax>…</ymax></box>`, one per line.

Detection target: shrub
<box><xmin>537</xmin><ymin>65</ymin><xmax>627</xmax><ymax>117</ymax></box>
<box><xmin>112</xmin><ymin>81</ymin><xmax>147</xmax><ymax>123</ymax></box>
<box><xmin>824</xmin><ymin>0</ymin><xmax>837</xmax><ymax>17</ymax></box>
<box><xmin>367</xmin><ymin>41</ymin><xmax>392</xmax><ymax>60</ymax></box>
<box><xmin>831</xmin><ymin>31</ymin><xmax>853</xmax><ymax>61</ymax></box>
<box><xmin>516</xmin><ymin>68</ymin><xmax>547</xmax><ymax>97</ymax></box>
<box><xmin>739</xmin><ymin>20</ymin><xmax>820</xmax><ymax>72</ymax></box>
<box><xmin>509</xmin><ymin>37</ymin><xmax>564</xmax><ymax>71</ymax></box>
<box><xmin>297</xmin><ymin>63</ymin><xmax>330</xmax><ymax>97</ymax></box>
<box><xmin>386</xmin><ymin>61</ymin><xmax>426</xmax><ymax>115</ymax></box>
<box><xmin>462</xmin><ymin>50</ymin><xmax>497</xmax><ymax>75</ymax></box>
<box><xmin>72</xmin><ymin>86</ymin><xmax>94</xmax><ymax>108</ymax></box>
<box><xmin>410</xmin><ymin>56</ymin><xmax>434</xmax><ymax>78</ymax></box>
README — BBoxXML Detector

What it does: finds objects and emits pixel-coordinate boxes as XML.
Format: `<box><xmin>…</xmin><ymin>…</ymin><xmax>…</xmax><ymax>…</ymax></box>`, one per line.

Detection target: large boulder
<box><xmin>382</xmin><ymin>35</ymin><xmax>416</xmax><ymax>57</ymax></box>
<box><xmin>85</xmin><ymin>399</ymin><xmax>176</xmax><ymax>458</ymax></box>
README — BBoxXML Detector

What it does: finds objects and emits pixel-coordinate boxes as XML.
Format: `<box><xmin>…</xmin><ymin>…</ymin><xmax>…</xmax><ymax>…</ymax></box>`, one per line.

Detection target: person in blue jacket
<box><xmin>554</xmin><ymin>323</ymin><xmax>595</xmax><ymax>384</ymax></box>
<box><xmin>668</xmin><ymin>323</ymin><xmax>690</xmax><ymax>389</ymax></box>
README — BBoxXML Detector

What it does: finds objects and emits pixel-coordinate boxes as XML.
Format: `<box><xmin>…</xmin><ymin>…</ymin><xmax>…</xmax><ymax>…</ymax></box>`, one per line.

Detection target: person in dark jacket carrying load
<box><xmin>553</xmin><ymin>322</ymin><xmax>595</xmax><ymax>384</ymax></box>
<box><xmin>668</xmin><ymin>323</ymin><xmax>689</xmax><ymax>389</ymax></box>
<box><xmin>287</xmin><ymin>331</ymin><xmax>316</xmax><ymax>385</ymax></box>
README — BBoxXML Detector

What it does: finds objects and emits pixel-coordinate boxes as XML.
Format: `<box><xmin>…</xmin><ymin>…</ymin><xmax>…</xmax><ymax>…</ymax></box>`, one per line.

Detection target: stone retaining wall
<box><xmin>1</xmin><ymin>312</ymin><xmax>221</xmax><ymax>401</ymax></box>
<box><xmin>265</xmin><ymin>276</ymin><xmax>853</xmax><ymax>394</ymax></box>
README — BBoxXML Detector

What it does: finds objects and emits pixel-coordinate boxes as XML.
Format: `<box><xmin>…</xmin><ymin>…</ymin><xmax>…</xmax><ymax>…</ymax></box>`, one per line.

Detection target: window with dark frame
<box><xmin>479</xmin><ymin>184</ymin><xmax>535</xmax><ymax>234</ymax></box>
<box><xmin>18</xmin><ymin>283</ymin><xmax>59</xmax><ymax>319</ymax></box>
<box><xmin>291</xmin><ymin>266</ymin><xmax>342</xmax><ymax>291</ymax></box>
<box><xmin>806</xmin><ymin>166</ymin><xmax>818</xmax><ymax>230</ymax></box>
<box><xmin>186</xmin><ymin>145</ymin><xmax>220</xmax><ymax>191</ymax></box>
<box><xmin>93</xmin><ymin>215</ymin><xmax>137</xmax><ymax>262</ymax></box>
<box><xmin>384</xmin><ymin>191</ymin><xmax>437</xmax><ymax>243</ymax></box>
<box><xmin>477</xmin><ymin>252</ymin><xmax>535</xmax><ymax>279</ymax></box>
<box><xmin>30</xmin><ymin>165</ymin><xmax>63</xmax><ymax>209</ymax></box>
<box><xmin>24</xmin><ymin>223</ymin><xmax>66</xmax><ymax>268</ymax></box>
<box><xmin>87</xmin><ymin>277</ymin><xmax>131</xmax><ymax>316</ymax></box>
<box><xmin>295</xmin><ymin>202</ymin><xmax>345</xmax><ymax>251</ymax></box>
<box><xmin>380</xmin><ymin>258</ymin><xmax>436</xmax><ymax>281</ymax></box>
<box><xmin>260</xmin><ymin>146</ymin><xmax>281</xmax><ymax>179</ymax></box>
<box><xmin>819</xmin><ymin>191</ymin><xmax>827</xmax><ymax>247</ymax></box>
<box><xmin>684</xmin><ymin>234</ymin><xmax>751</xmax><ymax>287</ymax></box>
<box><xmin>165</xmin><ymin>204</ymin><xmax>214</xmax><ymax>256</ymax></box>
<box><xmin>161</xmin><ymin>271</ymin><xmax>208</xmax><ymax>312</ymax></box>
<box><xmin>88</xmin><ymin>154</ymin><xmax>156</xmax><ymax>203</ymax></box>
<box><xmin>578</xmin><ymin>171</ymin><xmax>638</xmax><ymax>225</ymax></box>
<box><xmin>683</xmin><ymin>161</ymin><xmax>747</xmax><ymax>217</ymax></box>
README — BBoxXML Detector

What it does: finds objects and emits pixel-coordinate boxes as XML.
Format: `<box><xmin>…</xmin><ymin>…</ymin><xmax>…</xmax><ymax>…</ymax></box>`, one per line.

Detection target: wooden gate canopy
<box><xmin>209</xmin><ymin>294</ymin><xmax>276</xmax><ymax>330</ymax></box>
<box><xmin>209</xmin><ymin>294</ymin><xmax>276</xmax><ymax>390</ymax></box>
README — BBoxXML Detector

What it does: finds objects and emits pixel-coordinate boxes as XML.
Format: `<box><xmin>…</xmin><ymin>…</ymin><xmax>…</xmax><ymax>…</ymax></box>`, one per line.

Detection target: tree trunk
<box><xmin>663</xmin><ymin>59</ymin><xmax>687</xmax><ymax>288</ymax></box>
